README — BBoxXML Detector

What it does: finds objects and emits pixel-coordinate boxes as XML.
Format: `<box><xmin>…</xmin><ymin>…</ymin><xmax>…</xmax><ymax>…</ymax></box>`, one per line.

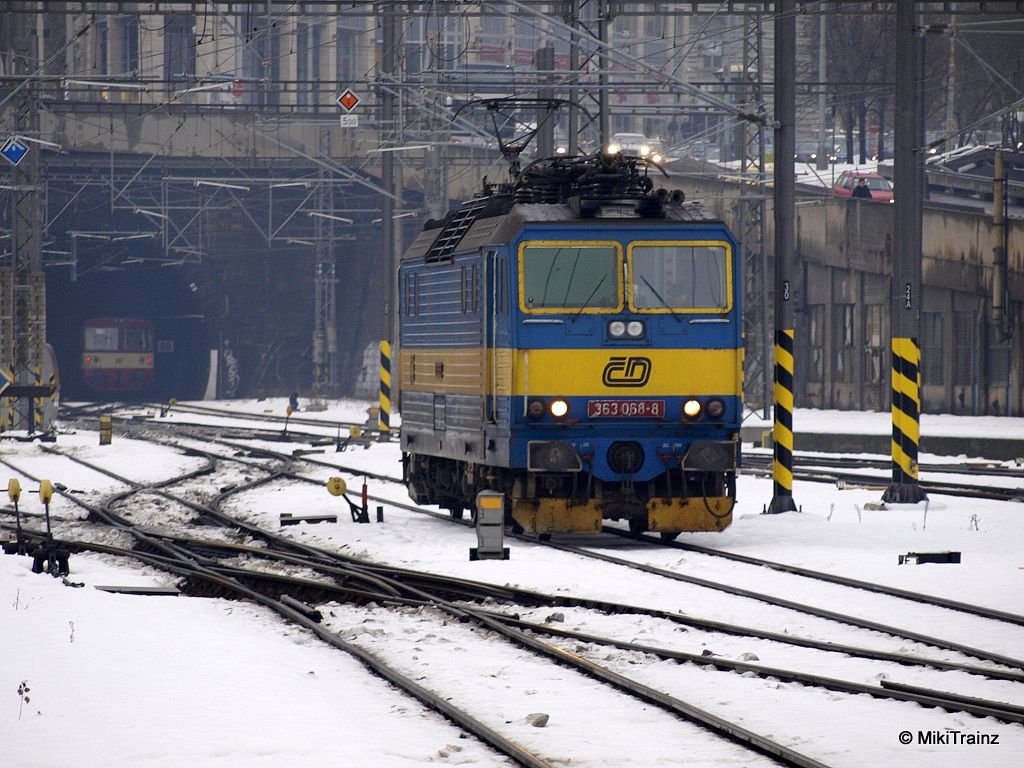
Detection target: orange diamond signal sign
<box><xmin>337</xmin><ymin>89</ymin><xmax>360</xmax><ymax>112</ymax></box>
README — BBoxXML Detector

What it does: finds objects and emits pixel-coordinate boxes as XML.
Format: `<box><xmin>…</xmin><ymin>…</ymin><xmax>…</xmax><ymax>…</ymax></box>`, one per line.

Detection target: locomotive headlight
<box><xmin>682</xmin><ymin>399</ymin><xmax>702</xmax><ymax>420</ymax></box>
<box><xmin>639</xmin><ymin>145</ymin><xmax>651</xmax><ymax>157</ymax></box>
<box><xmin>550</xmin><ymin>399</ymin><xmax>570</xmax><ymax>418</ymax></box>
<box><xmin>608</xmin><ymin>320</ymin><xmax>626</xmax><ymax>338</ymax></box>
<box><xmin>705</xmin><ymin>398</ymin><xmax>726</xmax><ymax>419</ymax></box>
<box><xmin>626</xmin><ymin>320</ymin><xmax>645</xmax><ymax>337</ymax></box>
<box><xmin>527</xmin><ymin>399</ymin><xmax>545</xmax><ymax>419</ymax></box>
<box><xmin>650</xmin><ymin>153</ymin><xmax>663</xmax><ymax>164</ymax></box>
<box><xmin>606</xmin><ymin>142</ymin><xmax>621</xmax><ymax>155</ymax></box>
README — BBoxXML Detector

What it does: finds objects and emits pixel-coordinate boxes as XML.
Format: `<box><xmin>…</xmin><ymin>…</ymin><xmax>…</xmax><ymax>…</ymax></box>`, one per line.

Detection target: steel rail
<box><xmin>9</xmin><ymin>520</ymin><xmax>828</xmax><ymax>767</ymax></box>
<box><xmin>0</xmin><ymin>465</ymin><xmax>556</xmax><ymax>768</ymax></box>
<box><xmin>20</xmin><ymin>431</ymin><xmax>1024</xmax><ymax>764</ymax></box>
<box><xmin>745</xmin><ymin>448</ymin><xmax>1024</xmax><ymax>480</ymax></box>
<box><xmin>20</xmin><ymin>514</ymin><xmax>1022</xmax><ymax>730</ymax></box>
<box><xmin>7</xmin><ymin>463</ymin><xmax>825</xmax><ymax>767</ymax></box>
<box><xmin>141</xmin><ymin>400</ymin><xmax>371</xmax><ymax>433</ymax></box>
<box><xmin>605</xmin><ymin>527</ymin><xmax>1024</xmax><ymax>627</ymax></box>
<box><xmin>33</xmin><ymin>433</ymin><xmax>1024</xmax><ymax>682</ymax></box>
<box><xmin>741</xmin><ymin>453</ymin><xmax>1024</xmax><ymax>501</ymax></box>
<box><xmin>540</xmin><ymin>537</ymin><xmax>1024</xmax><ymax>669</ymax></box>
<box><xmin>486</xmin><ymin>613</ymin><xmax>1024</xmax><ymax>725</ymax></box>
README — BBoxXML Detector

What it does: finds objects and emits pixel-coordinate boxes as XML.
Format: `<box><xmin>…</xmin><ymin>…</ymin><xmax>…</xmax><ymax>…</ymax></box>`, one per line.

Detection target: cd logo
<box><xmin>602</xmin><ymin>356</ymin><xmax>652</xmax><ymax>387</ymax></box>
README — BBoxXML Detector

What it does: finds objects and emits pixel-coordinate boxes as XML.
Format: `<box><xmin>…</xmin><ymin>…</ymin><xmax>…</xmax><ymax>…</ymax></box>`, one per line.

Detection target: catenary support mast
<box><xmin>767</xmin><ymin>0</ymin><xmax>798</xmax><ymax>514</ymax></box>
<box><xmin>883</xmin><ymin>1</ymin><xmax>927</xmax><ymax>504</ymax></box>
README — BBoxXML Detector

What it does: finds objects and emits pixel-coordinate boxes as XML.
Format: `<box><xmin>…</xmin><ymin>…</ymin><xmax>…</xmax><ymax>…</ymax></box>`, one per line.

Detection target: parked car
<box><xmin>795</xmin><ymin>139</ymin><xmax>840</xmax><ymax>164</ymax></box>
<box><xmin>832</xmin><ymin>171</ymin><xmax>894</xmax><ymax>202</ymax></box>
<box><xmin>609</xmin><ymin>132</ymin><xmax>665</xmax><ymax>163</ymax></box>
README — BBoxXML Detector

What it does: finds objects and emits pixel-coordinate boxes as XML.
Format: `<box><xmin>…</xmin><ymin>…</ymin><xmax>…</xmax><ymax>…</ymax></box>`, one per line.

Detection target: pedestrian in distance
<box><xmin>852</xmin><ymin>177</ymin><xmax>872</xmax><ymax>199</ymax></box>
<box><xmin>666</xmin><ymin>118</ymin><xmax>679</xmax><ymax>144</ymax></box>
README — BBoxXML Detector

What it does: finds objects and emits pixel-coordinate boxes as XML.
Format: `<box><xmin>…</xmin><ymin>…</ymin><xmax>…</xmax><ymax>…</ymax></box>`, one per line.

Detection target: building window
<box><xmin>863</xmin><ymin>304</ymin><xmax>884</xmax><ymax>384</ymax></box>
<box><xmin>953</xmin><ymin>310</ymin><xmax>976</xmax><ymax>387</ymax></box>
<box><xmin>336</xmin><ymin>22</ymin><xmax>360</xmax><ymax>83</ymax></box>
<box><xmin>921</xmin><ymin>311</ymin><xmax>944</xmax><ymax>386</ymax></box>
<box><xmin>164</xmin><ymin>14</ymin><xmax>196</xmax><ymax>82</ymax></box>
<box><xmin>987</xmin><ymin>322</ymin><xmax>1010</xmax><ymax>414</ymax></box>
<box><xmin>986</xmin><ymin>322</ymin><xmax>1010</xmax><ymax>385</ymax></box>
<box><xmin>94</xmin><ymin>17</ymin><xmax>108</xmax><ymax>75</ymax></box>
<box><xmin>296</xmin><ymin>22</ymin><xmax>322</xmax><ymax>107</ymax></box>
<box><xmin>807</xmin><ymin>304</ymin><xmax>825</xmax><ymax>383</ymax></box>
<box><xmin>241</xmin><ymin>14</ymin><xmax>280</xmax><ymax>105</ymax></box>
<box><xmin>120</xmin><ymin>16</ymin><xmax>139</xmax><ymax>74</ymax></box>
<box><xmin>833</xmin><ymin>304</ymin><xmax>855</xmax><ymax>383</ymax></box>
<box><xmin>702</xmin><ymin>38</ymin><xmax>724</xmax><ymax>70</ymax></box>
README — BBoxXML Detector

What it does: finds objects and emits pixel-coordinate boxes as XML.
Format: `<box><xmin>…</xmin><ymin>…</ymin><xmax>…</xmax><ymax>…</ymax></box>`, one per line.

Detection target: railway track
<box><xmin>743</xmin><ymin>451</ymin><xmax>1024</xmax><ymax>501</ymax></box>
<box><xmin>65</xmin><ymin>411</ymin><xmax>1024</xmax><ymax>672</ymax></box>
<box><xmin>1</xmin><ymin>450</ymin><xmax>833</xmax><ymax>767</ymax></box>
<box><xmin>25</xmin><ymin>405</ymin><xmax>1024</xmax><ymax>764</ymax></box>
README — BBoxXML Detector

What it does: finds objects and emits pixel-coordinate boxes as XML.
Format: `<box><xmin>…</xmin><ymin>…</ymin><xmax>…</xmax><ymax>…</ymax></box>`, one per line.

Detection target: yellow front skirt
<box><xmin>511</xmin><ymin>496</ymin><xmax>733</xmax><ymax>534</ymax></box>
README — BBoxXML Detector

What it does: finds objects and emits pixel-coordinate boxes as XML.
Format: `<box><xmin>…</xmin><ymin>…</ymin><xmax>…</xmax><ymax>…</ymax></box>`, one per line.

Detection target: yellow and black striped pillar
<box><xmin>883</xmin><ymin>337</ymin><xmax>927</xmax><ymax>503</ymax></box>
<box><xmin>378</xmin><ymin>339</ymin><xmax>392</xmax><ymax>438</ymax></box>
<box><xmin>767</xmin><ymin>328</ymin><xmax>798</xmax><ymax>514</ymax></box>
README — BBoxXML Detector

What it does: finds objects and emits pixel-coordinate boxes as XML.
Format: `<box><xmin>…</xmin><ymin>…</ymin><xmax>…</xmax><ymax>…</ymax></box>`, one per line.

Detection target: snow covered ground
<box><xmin>2</xmin><ymin>400</ymin><xmax>1023</xmax><ymax>767</ymax></box>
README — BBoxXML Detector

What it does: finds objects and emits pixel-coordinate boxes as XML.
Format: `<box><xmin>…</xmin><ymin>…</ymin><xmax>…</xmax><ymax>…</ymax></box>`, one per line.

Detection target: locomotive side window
<box><xmin>628</xmin><ymin>241</ymin><xmax>731</xmax><ymax>313</ymax></box>
<box><xmin>85</xmin><ymin>327</ymin><xmax>118</xmax><ymax>351</ymax></box>
<box><xmin>519</xmin><ymin>241</ymin><xmax>622</xmax><ymax>313</ymax></box>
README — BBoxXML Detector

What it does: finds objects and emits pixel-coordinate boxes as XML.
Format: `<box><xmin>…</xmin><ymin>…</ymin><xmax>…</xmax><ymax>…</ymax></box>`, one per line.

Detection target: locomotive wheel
<box><xmin>660</xmin><ymin>531</ymin><xmax>680</xmax><ymax>542</ymax></box>
<box><xmin>449</xmin><ymin>506</ymin><xmax>464</xmax><ymax>521</ymax></box>
<box><xmin>628</xmin><ymin>514</ymin><xmax>647</xmax><ymax>537</ymax></box>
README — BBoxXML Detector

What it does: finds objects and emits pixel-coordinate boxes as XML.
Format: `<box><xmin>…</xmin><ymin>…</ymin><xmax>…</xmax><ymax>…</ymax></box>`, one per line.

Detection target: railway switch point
<box><xmin>470</xmin><ymin>491</ymin><xmax>510</xmax><ymax>561</ymax></box>
<box><xmin>899</xmin><ymin>551</ymin><xmax>962</xmax><ymax>565</ymax></box>
<box><xmin>93</xmin><ymin>585</ymin><xmax>180</xmax><ymax>596</ymax></box>
<box><xmin>280</xmin><ymin>513</ymin><xmax>339</xmax><ymax>527</ymax></box>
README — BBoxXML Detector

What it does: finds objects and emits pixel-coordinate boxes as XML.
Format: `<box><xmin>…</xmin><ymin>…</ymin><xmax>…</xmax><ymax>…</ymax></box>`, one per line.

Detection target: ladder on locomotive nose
<box><xmin>424</xmin><ymin>201</ymin><xmax>486</xmax><ymax>262</ymax></box>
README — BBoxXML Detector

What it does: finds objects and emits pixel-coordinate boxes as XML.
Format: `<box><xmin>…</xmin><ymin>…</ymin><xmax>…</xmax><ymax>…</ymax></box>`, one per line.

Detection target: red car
<box><xmin>832</xmin><ymin>171</ymin><xmax>894</xmax><ymax>203</ymax></box>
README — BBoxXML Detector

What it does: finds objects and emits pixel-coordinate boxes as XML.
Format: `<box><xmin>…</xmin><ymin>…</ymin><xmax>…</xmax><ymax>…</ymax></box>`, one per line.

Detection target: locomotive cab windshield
<box><xmin>629</xmin><ymin>242</ymin><xmax>731</xmax><ymax>312</ymax></box>
<box><xmin>520</xmin><ymin>242</ymin><xmax>621</xmax><ymax>311</ymax></box>
<box><xmin>519</xmin><ymin>240</ymin><xmax>732</xmax><ymax>315</ymax></box>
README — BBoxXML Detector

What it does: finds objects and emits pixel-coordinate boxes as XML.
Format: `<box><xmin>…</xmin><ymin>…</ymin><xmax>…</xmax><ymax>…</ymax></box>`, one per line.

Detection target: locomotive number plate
<box><xmin>587</xmin><ymin>399</ymin><xmax>665</xmax><ymax>418</ymax></box>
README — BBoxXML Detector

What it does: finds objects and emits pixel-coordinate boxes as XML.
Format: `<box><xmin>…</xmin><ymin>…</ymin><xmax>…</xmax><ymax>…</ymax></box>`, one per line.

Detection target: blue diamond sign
<box><xmin>0</xmin><ymin>368</ymin><xmax>12</xmax><ymax>397</ymax></box>
<box><xmin>1</xmin><ymin>137</ymin><xmax>30</xmax><ymax>167</ymax></box>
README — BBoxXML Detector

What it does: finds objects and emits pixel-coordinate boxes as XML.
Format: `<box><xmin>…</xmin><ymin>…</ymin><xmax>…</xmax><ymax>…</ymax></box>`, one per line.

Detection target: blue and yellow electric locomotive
<box><xmin>398</xmin><ymin>152</ymin><xmax>742</xmax><ymax>537</ymax></box>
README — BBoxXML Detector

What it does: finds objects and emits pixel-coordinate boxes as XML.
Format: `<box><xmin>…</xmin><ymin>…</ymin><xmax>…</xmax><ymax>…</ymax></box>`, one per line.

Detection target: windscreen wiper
<box><xmin>640</xmin><ymin>276</ymin><xmax>683</xmax><ymax>323</ymax></box>
<box><xmin>570</xmin><ymin>274</ymin><xmax>608</xmax><ymax>323</ymax></box>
